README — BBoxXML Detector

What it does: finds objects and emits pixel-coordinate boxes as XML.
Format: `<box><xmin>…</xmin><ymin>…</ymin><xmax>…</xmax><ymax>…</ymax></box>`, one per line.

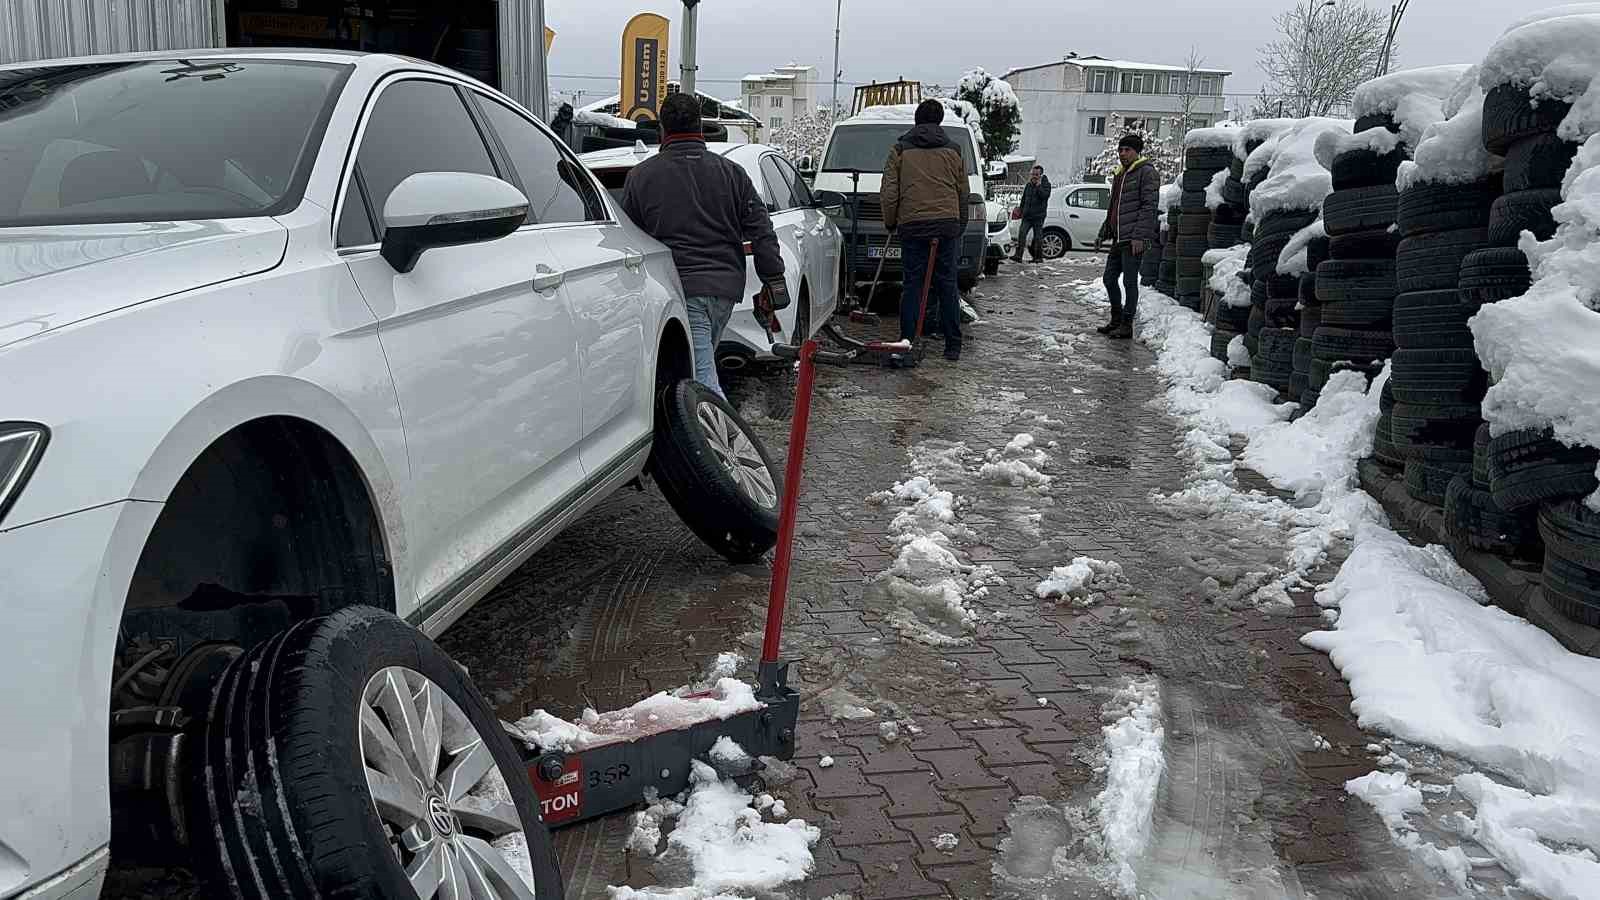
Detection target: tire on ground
<box><xmin>649</xmin><ymin>380</ymin><xmax>782</xmax><ymax>562</ymax></box>
<box><xmin>1444</xmin><ymin>475</ymin><xmax>1540</xmax><ymax>558</ymax></box>
<box><xmin>1539</xmin><ymin>501</ymin><xmax>1600</xmax><ymax>626</ymax></box>
<box><xmin>197</xmin><ymin>606</ymin><xmax>565</xmax><ymax>900</ymax></box>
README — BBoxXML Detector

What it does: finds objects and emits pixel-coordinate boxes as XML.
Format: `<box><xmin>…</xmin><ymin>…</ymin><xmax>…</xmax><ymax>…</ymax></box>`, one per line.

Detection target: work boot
<box><xmin>1096</xmin><ymin>317</ymin><xmax>1123</xmax><ymax>335</ymax></box>
<box><xmin>1109</xmin><ymin>323</ymin><xmax>1134</xmax><ymax>339</ymax></box>
<box><xmin>944</xmin><ymin>344</ymin><xmax>962</xmax><ymax>362</ymax></box>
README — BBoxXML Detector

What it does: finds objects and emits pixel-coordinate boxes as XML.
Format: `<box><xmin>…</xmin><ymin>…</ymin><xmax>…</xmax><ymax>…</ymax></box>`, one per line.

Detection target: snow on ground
<box><xmin>1034</xmin><ymin>556</ymin><xmax>1125</xmax><ymax>604</ymax></box>
<box><xmin>513</xmin><ymin>677</ymin><xmax>763</xmax><ymax>753</ymax></box>
<box><xmin>1127</xmin><ymin>285</ymin><xmax>1600</xmax><ymax>897</ymax></box>
<box><xmin>612</xmin><ymin>759</ymin><xmax>820</xmax><ymax>899</ymax></box>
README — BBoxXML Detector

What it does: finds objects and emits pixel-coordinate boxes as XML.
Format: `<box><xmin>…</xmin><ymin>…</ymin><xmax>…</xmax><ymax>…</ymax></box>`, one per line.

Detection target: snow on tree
<box><xmin>1258</xmin><ymin>0</ymin><xmax>1399</xmax><ymax>117</ymax></box>
<box><xmin>769</xmin><ymin>108</ymin><xmax>834</xmax><ymax>168</ymax></box>
<box><xmin>1080</xmin><ymin>113</ymin><xmax>1181</xmax><ymax>182</ymax></box>
<box><xmin>955</xmin><ymin>68</ymin><xmax>1023</xmax><ymax>161</ymax></box>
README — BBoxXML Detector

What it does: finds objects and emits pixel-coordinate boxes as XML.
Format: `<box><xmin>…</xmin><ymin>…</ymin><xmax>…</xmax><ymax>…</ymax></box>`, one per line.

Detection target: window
<box><xmin>337</xmin><ymin>171</ymin><xmax>376</xmax><ymax>246</ymax></box>
<box><xmin>821</xmin><ymin>124</ymin><xmax>977</xmax><ymax>175</ymax></box>
<box><xmin>1120</xmin><ymin>72</ymin><xmax>1134</xmax><ymax>93</ymax></box>
<box><xmin>1069</xmin><ymin>188</ymin><xmax>1109</xmax><ymax>209</ymax></box>
<box><xmin>476</xmin><ymin>95</ymin><xmax>604</xmax><ymax>224</ymax></box>
<box><xmin>770</xmin><ymin>116</ymin><xmax>784</xmax><ymax>130</ymax></box>
<box><xmin>343</xmin><ymin>79</ymin><xmax>497</xmax><ymax>243</ymax></box>
<box><xmin>771</xmin><ymin>96</ymin><xmax>784</xmax><ymax>108</ymax></box>
<box><xmin>772</xmin><ymin>154</ymin><xmax>814</xmax><ymax>207</ymax></box>
<box><xmin>1088</xmin><ymin>116</ymin><xmax>1106</xmax><ymax>136</ymax></box>
<box><xmin>1200</xmin><ymin>76</ymin><xmax>1217</xmax><ymax>96</ymax></box>
<box><xmin>760</xmin><ymin>155</ymin><xmax>797</xmax><ymax>211</ymax></box>
<box><xmin>1090</xmin><ymin>70</ymin><xmax>1109</xmax><ymax>93</ymax></box>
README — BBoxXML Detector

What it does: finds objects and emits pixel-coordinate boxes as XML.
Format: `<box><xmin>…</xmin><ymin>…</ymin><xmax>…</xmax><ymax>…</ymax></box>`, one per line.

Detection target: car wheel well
<box><xmin>118</xmin><ymin>416</ymin><xmax>393</xmax><ymax>663</ymax></box>
<box><xmin>657</xmin><ymin>317</ymin><xmax>693</xmax><ymax>392</ymax></box>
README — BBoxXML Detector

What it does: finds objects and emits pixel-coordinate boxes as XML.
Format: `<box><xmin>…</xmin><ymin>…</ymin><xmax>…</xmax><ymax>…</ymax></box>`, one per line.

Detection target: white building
<box><xmin>740</xmin><ymin>64</ymin><xmax>819</xmax><ymax>140</ymax></box>
<box><xmin>1003</xmin><ymin>54</ymin><xmax>1230</xmax><ymax>181</ymax></box>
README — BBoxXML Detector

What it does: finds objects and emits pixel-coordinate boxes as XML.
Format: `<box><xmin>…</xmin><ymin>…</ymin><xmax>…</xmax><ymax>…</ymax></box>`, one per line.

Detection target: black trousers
<box><xmin>1103</xmin><ymin>242</ymin><xmax>1143</xmax><ymax>323</ymax></box>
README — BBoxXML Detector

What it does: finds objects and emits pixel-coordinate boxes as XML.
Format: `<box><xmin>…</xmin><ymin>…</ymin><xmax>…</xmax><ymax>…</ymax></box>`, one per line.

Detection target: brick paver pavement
<box><xmin>443</xmin><ymin>255</ymin><xmax>1476</xmax><ymax>899</ymax></box>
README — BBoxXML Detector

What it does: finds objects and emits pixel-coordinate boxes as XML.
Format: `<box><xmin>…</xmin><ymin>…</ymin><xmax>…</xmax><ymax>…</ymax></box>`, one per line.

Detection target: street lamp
<box><xmin>831</xmin><ymin>0</ymin><xmax>843</xmax><ymax>120</ymax></box>
<box><xmin>1300</xmin><ymin>0</ymin><xmax>1336</xmax><ymax>115</ymax></box>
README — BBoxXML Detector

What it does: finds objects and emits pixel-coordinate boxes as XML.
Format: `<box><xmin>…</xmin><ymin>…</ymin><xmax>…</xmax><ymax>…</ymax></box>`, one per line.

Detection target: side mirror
<box><xmin>812</xmin><ymin>190</ymin><xmax>846</xmax><ymax>217</ymax></box>
<box><xmin>380</xmin><ymin>172</ymin><xmax>529</xmax><ymax>273</ymax></box>
<box><xmin>798</xmin><ymin>155</ymin><xmax>816</xmax><ymax>177</ymax></box>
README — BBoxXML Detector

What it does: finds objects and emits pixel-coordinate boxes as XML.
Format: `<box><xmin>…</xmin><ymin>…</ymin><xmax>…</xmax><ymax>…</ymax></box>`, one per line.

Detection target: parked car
<box><xmin>984</xmin><ymin>198</ymin><xmax>1014</xmax><ymax>276</ymax></box>
<box><xmin>1009</xmin><ymin>182</ymin><xmax>1112</xmax><ymax>259</ymax></box>
<box><xmin>811</xmin><ymin>103</ymin><xmax>989</xmax><ymax>295</ymax></box>
<box><xmin>581</xmin><ymin>142</ymin><xmax>841</xmax><ymax>372</ymax></box>
<box><xmin>0</xmin><ymin>49</ymin><xmax>784</xmax><ymax>900</ymax></box>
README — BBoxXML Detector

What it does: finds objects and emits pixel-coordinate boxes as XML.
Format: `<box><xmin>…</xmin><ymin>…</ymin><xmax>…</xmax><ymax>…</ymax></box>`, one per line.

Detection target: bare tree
<box><xmin>1175</xmin><ymin>46</ymin><xmax>1206</xmax><ymax>137</ymax></box>
<box><xmin>1258</xmin><ymin>0</ymin><xmax>1397</xmax><ymax>117</ymax></box>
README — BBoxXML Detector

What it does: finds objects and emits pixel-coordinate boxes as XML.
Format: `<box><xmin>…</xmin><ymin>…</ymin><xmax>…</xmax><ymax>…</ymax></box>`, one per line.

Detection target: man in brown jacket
<box><xmin>1095</xmin><ymin>133</ymin><xmax>1161</xmax><ymax>339</ymax></box>
<box><xmin>882</xmin><ymin>99</ymin><xmax>969</xmax><ymax>361</ymax></box>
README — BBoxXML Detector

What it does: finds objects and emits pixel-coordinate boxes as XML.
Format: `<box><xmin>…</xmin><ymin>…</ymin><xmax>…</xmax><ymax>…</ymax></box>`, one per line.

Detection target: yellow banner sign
<box><xmin>619</xmin><ymin>13</ymin><xmax>669</xmax><ymax>123</ymax></box>
<box><xmin>544</xmin><ymin>26</ymin><xmax>555</xmax><ymax>53</ymax></box>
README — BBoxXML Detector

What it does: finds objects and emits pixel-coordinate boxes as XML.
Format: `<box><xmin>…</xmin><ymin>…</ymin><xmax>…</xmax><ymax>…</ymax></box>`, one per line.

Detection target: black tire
<box><xmin>1177</xmin><ymin>236</ymin><xmax>1210</xmax><ymax>257</ymax></box>
<box><xmin>1374</xmin><ymin>411</ymin><xmax>1405</xmax><ymax>468</ymax></box>
<box><xmin>1396</xmin><ymin>228</ymin><xmax>1488</xmax><ymax>293</ymax></box>
<box><xmin>1329</xmin><ymin>228</ymin><xmax>1402</xmax><ymax>261</ymax></box>
<box><xmin>1178</xmin><ymin>258</ymin><xmax>1204</xmax><ymax>277</ymax></box>
<box><xmin>1539</xmin><ymin>501</ymin><xmax>1600</xmax><ymax>626</ymax></box>
<box><xmin>1394</xmin><ymin>290</ymin><xmax>1476</xmax><ymax>350</ymax></box>
<box><xmin>1307</xmin><ymin>235</ymin><xmax>1332</xmax><ymax>272</ymax></box>
<box><xmin>1301</xmin><ymin>386</ymin><xmax>1322</xmax><ymax>410</ymax></box>
<box><xmin>1504</xmin><ymin>133</ymin><xmax>1579</xmax><ymax>192</ymax></box>
<box><xmin>1484</xmin><ymin>83</ymin><xmax>1571</xmax><ymax>156</ymax></box>
<box><xmin>1181</xmin><ymin>189</ymin><xmax>1208</xmax><ymax>209</ymax></box>
<box><xmin>1391</xmin><ymin>402</ymin><xmax>1481</xmax><ymax>455</ymax></box>
<box><xmin>1293</xmin><ymin>335</ymin><xmax>1313</xmax><ymax>374</ymax></box>
<box><xmin>198</xmin><ymin>607</ymin><xmax>564</xmax><ymax>900</ymax></box>
<box><xmin>1040</xmin><ymin>227</ymin><xmax>1071</xmax><ymax>259</ymax></box>
<box><xmin>1406</xmin><ymin>455</ymin><xmax>1472</xmax><ymax>506</ymax></box>
<box><xmin>1487</xmin><ymin>428</ymin><xmax>1600</xmax><ymax>513</ymax></box>
<box><xmin>1331</xmin><ymin>147</ymin><xmax>1404</xmax><ymax>191</ymax></box>
<box><xmin>1258</xmin><ymin>209</ymin><xmax>1318</xmax><ymax>239</ymax></box>
<box><xmin>649</xmin><ymin>380</ymin><xmax>781</xmax><ymax>562</ymax></box>
<box><xmin>1299</xmin><ymin>273</ymin><xmax>1318</xmax><ymax>306</ymax></box>
<box><xmin>1487</xmin><ymin>188</ymin><xmax>1561</xmax><ymax>247</ymax></box>
<box><xmin>1230</xmin><ymin>158</ymin><xmax>1246</xmax><ymax>180</ymax></box>
<box><xmin>1176</xmin><ymin>275</ymin><xmax>1206</xmax><ymax>296</ymax></box>
<box><xmin>1216</xmin><ymin>301</ymin><xmax>1251</xmax><ymax>332</ymax></box>
<box><xmin>1181</xmin><ymin>167</ymin><xmax>1219</xmax><ymax>191</ymax></box>
<box><xmin>1312</xmin><ymin>326</ymin><xmax>1393</xmax><ymax>364</ymax></box>
<box><xmin>1310</xmin><ymin>357</ymin><xmax>1383</xmax><ymax>392</ymax></box>
<box><xmin>1209</xmin><ymin>223</ymin><xmax>1244</xmax><ymax>248</ymax></box>
<box><xmin>1186</xmin><ymin>146</ymin><xmax>1236</xmax><ymax>170</ymax></box>
<box><xmin>1212</xmin><ymin>203</ymin><xmax>1246</xmax><ymax>226</ymax></box>
<box><xmin>1474</xmin><ymin>422</ymin><xmax>1492</xmax><ymax>488</ymax></box>
<box><xmin>1396</xmin><ymin>180</ymin><xmax>1496</xmax><ymax>236</ymax></box>
<box><xmin>1323</xmin><ymin>185</ymin><xmax>1398</xmax><ymax>236</ymax></box>
<box><xmin>1315</xmin><ymin>259</ymin><xmax>1396</xmax><ymax>327</ymax></box>
<box><xmin>1445</xmin><ymin>475</ymin><xmax>1540</xmax><ymax>557</ymax></box>
<box><xmin>1390</xmin><ymin>348</ymin><xmax>1487</xmax><ymax>405</ymax></box>
<box><xmin>1460</xmin><ymin>247</ymin><xmax>1532</xmax><ymax>305</ymax></box>
<box><xmin>1247</xmin><ymin>305</ymin><xmax>1265</xmax><ymax>340</ymax></box>
<box><xmin>1265</xmin><ymin>298</ymin><xmax>1300</xmax><ymax>326</ymax></box>
<box><xmin>1289</xmin><ymin>370</ymin><xmax>1308</xmax><ymax>401</ymax></box>
<box><xmin>1299</xmin><ymin>306</ymin><xmax>1322</xmax><ymax>339</ymax></box>
<box><xmin>1222</xmin><ymin>176</ymin><xmax>1249</xmax><ymax>208</ymax></box>
<box><xmin>958</xmin><ymin>271</ymin><xmax>978</xmax><ymax>292</ymax></box>
<box><xmin>1354</xmin><ymin>112</ymin><xmax>1397</xmax><ymax>134</ymax></box>
<box><xmin>1178</xmin><ymin>211</ymin><xmax>1212</xmax><ymax>235</ymax></box>
<box><xmin>1211</xmin><ymin>328</ymin><xmax>1240</xmax><ymax>362</ymax></box>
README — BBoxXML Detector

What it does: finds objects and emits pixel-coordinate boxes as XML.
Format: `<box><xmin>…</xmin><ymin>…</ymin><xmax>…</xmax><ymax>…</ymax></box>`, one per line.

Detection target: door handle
<box><xmin>1070</xmin><ymin>214</ymin><xmax>1080</xmax><ymax>219</ymax></box>
<box><xmin>533</xmin><ymin>266</ymin><xmax>564</xmax><ymax>292</ymax></box>
<box><xmin>623</xmin><ymin>249</ymin><xmax>644</xmax><ymax>269</ymax></box>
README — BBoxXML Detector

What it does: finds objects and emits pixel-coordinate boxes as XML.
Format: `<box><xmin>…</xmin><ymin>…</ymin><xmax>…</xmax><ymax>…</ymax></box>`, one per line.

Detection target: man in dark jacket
<box><xmin>1094</xmin><ymin>134</ymin><xmax>1160</xmax><ymax>339</ymax></box>
<box><xmin>623</xmin><ymin>92</ymin><xmax>786</xmax><ymax>396</ymax></box>
<box><xmin>882</xmin><ymin>99</ymin><xmax>969</xmax><ymax>362</ymax></box>
<box><xmin>1013</xmin><ymin>165</ymin><xmax>1051</xmax><ymax>263</ymax></box>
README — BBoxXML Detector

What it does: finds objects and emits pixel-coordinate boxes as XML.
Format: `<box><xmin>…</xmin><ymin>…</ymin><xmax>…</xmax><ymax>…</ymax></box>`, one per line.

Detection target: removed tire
<box><xmin>650</xmin><ymin>380</ymin><xmax>781</xmax><ymax>562</ymax></box>
<box><xmin>199</xmin><ymin>606</ymin><xmax>563</xmax><ymax>899</ymax></box>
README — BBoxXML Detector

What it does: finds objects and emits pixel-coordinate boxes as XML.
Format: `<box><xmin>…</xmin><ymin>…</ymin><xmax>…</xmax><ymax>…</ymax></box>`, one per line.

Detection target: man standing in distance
<box><xmin>1013</xmin><ymin>165</ymin><xmax>1051</xmax><ymax>263</ymax></box>
<box><xmin>1095</xmin><ymin>134</ymin><xmax>1160</xmax><ymax>339</ymax></box>
<box><xmin>623</xmin><ymin>92</ymin><xmax>787</xmax><ymax>396</ymax></box>
<box><xmin>881</xmin><ymin>99</ymin><xmax>968</xmax><ymax>362</ymax></box>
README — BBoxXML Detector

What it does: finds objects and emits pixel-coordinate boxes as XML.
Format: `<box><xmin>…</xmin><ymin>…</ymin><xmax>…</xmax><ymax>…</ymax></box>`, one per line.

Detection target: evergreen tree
<box><xmin>955</xmin><ymin>68</ymin><xmax>1022</xmax><ymax>161</ymax></box>
<box><xmin>1080</xmin><ymin>113</ymin><xmax>1182</xmax><ymax>181</ymax></box>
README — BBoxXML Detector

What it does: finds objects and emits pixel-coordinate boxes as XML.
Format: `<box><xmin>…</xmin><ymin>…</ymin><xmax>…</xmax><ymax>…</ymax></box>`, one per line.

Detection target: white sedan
<box><xmin>582</xmin><ymin>143</ymin><xmax>842</xmax><ymax>372</ymax></box>
<box><xmin>0</xmin><ymin>49</ymin><xmax>784</xmax><ymax>900</ymax></box>
<box><xmin>1009</xmin><ymin>182</ymin><xmax>1112</xmax><ymax>258</ymax></box>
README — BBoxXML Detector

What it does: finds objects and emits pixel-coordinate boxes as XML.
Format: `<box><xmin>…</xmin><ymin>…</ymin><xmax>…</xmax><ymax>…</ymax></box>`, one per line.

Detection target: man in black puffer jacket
<box><xmin>1013</xmin><ymin>165</ymin><xmax>1051</xmax><ymax>263</ymax></box>
<box><xmin>1095</xmin><ymin>134</ymin><xmax>1160</xmax><ymax>339</ymax></box>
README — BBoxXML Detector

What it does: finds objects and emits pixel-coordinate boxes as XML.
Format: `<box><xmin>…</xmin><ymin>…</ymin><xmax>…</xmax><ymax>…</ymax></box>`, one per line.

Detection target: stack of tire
<box><xmin>1140</xmin><ymin>235</ymin><xmax>1162</xmax><ymax>286</ymax></box>
<box><xmin>1210</xmin><ymin>162</ymin><xmax>1249</xmax><ymax>251</ymax></box>
<box><xmin>1311</xmin><ymin>116</ymin><xmax>1401</xmax><ymax>414</ymax></box>
<box><xmin>1247</xmin><ymin>209</ymin><xmax>1316</xmax><ymax>395</ymax></box>
<box><xmin>1290</xmin><ymin>232</ymin><xmax>1331</xmax><ymax>404</ymax></box>
<box><xmin>1158</xmin><ymin>200</ymin><xmax>1181</xmax><ymax>297</ymax></box>
<box><xmin>1177</xmin><ymin>145</ymin><xmax>1233</xmax><ymax>309</ymax></box>
<box><xmin>1465</xmin><ymin>82</ymin><xmax>1599</xmax><ymax>625</ymax></box>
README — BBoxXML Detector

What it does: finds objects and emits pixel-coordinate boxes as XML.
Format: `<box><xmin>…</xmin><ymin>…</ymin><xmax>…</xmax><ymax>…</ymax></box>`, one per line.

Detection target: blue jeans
<box><xmin>686</xmin><ymin>295</ymin><xmax>737</xmax><ymax>397</ymax></box>
<box><xmin>900</xmin><ymin>235</ymin><xmax>961</xmax><ymax>346</ymax></box>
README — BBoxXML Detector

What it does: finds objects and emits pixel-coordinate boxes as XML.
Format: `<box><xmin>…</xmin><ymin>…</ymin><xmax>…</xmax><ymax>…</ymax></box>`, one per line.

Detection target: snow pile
<box><xmin>1094</xmin><ymin>677</ymin><xmax>1165</xmax><ymax>897</ymax></box>
<box><xmin>1345</xmin><ymin>771</ymin><xmax>1473</xmax><ymax>888</ymax></box>
<box><xmin>1159</xmin><ymin>180</ymin><xmax>1180</xmax><ymax>232</ymax></box>
<box><xmin>1473</xmin><ymin>133</ymin><xmax>1600</xmax><ymax>497</ymax></box>
<box><xmin>1203</xmin><ymin>168</ymin><xmax>1229</xmax><ymax>210</ymax></box>
<box><xmin>1396</xmin><ymin>67</ymin><xmax>1495</xmax><ymax>191</ymax></box>
<box><xmin>1328</xmin><ymin>126</ymin><xmax>1403</xmax><ymax>166</ymax></box>
<box><xmin>613</xmin><ymin>760</ymin><xmax>821</xmax><ymax>899</ymax></box>
<box><xmin>1352</xmin><ymin>64</ymin><xmax>1474</xmax><ymax>148</ymax></box>
<box><xmin>1306</xmin><ymin>527</ymin><xmax>1600</xmax><ymax>897</ymax></box>
<box><xmin>513</xmin><ymin>678</ymin><xmax>763</xmax><ymax>753</ymax></box>
<box><xmin>979</xmin><ymin>432</ymin><xmax>1052</xmax><ymax>487</ymax></box>
<box><xmin>1183</xmin><ymin>125</ymin><xmax>1241</xmax><ymax>149</ymax></box>
<box><xmin>849</xmin><ymin>99</ymin><xmax>981</xmax><ymax>134</ymax></box>
<box><xmin>1277</xmin><ymin>218</ymin><xmax>1327</xmax><ymax>277</ymax></box>
<box><xmin>1249</xmin><ymin>117</ymin><xmax>1353</xmax><ymax>221</ymax></box>
<box><xmin>1205</xmin><ymin>244</ymin><xmax>1253</xmax><ymax>307</ymax></box>
<box><xmin>1034</xmin><ymin>556</ymin><xmax>1125</xmax><ymax>602</ymax></box>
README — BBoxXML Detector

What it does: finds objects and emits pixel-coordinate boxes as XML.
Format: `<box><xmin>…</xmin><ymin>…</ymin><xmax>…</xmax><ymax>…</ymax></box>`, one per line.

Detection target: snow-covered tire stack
<box><xmin>1176</xmin><ymin>147</ymin><xmax>1229</xmax><ymax>310</ymax></box>
<box><xmin>1312</xmin><ymin>118</ymin><xmax>1400</xmax><ymax>416</ymax></box>
<box><xmin>1140</xmin><ymin>235</ymin><xmax>1162</xmax><ymax>285</ymax></box>
<box><xmin>1290</xmin><ymin>233</ymin><xmax>1331</xmax><ymax>404</ymax></box>
<box><xmin>1158</xmin><ymin>198</ymin><xmax>1180</xmax><ymax>297</ymax></box>
<box><xmin>1484</xmin><ymin>83</ymin><xmax>1571</xmax><ymax>250</ymax></box>
<box><xmin>1248</xmin><ymin>209</ymin><xmax>1313</xmax><ymax>395</ymax></box>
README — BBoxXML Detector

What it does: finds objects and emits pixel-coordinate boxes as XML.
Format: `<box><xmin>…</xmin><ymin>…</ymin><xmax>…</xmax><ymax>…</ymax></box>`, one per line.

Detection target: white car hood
<box><xmin>0</xmin><ymin>218</ymin><xmax>287</xmax><ymax>350</ymax></box>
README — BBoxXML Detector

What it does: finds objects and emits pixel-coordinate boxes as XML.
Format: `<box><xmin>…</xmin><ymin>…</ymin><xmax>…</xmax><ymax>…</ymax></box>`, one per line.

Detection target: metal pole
<box><xmin>680</xmin><ymin>0</ymin><xmax>700</xmax><ymax>96</ymax></box>
<box><xmin>831</xmin><ymin>0</ymin><xmax>842</xmax><ymax>119</ymax></box>
<box><xmin>760</xmin><ymin>339</ymin><xmax>818</xmax><ymax>666</ymax></box>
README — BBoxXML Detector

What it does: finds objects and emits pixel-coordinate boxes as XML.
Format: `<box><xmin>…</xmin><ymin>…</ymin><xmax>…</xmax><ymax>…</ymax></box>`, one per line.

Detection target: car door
<box><xmin>757</xmin><ymin>153</ymin><xmax>807</xmax><ymax>339</ymax></box>
<box><xmin>337</xmin><ymin>76</ymin><xmax>585</xmax><ymax>610</ymax></box>
<box><xmin>772</xmin><ymin>152</ymin><xmax>839</xmax><ymax>327</ymax></box>
<box><xmin>1065</xmin><ymin>188</ymin><xmax>1110</xmax><ymax>249</ymax></box>
<box><xmin>468</xmin><ymin>91</ymin><xmax>651</xmax><ymax>474</ymax></box>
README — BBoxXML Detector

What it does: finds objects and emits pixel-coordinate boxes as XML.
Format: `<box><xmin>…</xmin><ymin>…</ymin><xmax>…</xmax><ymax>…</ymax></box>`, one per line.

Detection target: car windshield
<box><xmin>821</xmin><ymin>124</ymin><xmax>977</xmax><ymax>176</ymax></box>
<box><xmin>0</xmin><ymin>59</ymin><xmax>350</xmax><ymax>227</ymax></box>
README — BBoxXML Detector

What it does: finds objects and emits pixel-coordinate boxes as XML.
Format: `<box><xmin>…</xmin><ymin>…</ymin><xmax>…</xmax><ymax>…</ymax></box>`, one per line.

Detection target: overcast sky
<box><xmin>546</xmin><ymin>0</ymin><xmax>1520</xmax><ymax>112</ymax></box>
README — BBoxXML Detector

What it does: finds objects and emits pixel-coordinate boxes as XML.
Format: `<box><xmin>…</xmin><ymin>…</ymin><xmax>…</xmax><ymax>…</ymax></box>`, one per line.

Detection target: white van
<box><xmin>812</xmin><ymin>102</ymin><xmax>989</xmax><ymax>293</ymax></box>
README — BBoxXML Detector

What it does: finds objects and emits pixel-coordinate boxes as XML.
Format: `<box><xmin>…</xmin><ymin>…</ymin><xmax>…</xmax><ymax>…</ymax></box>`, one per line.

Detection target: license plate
<box><xmin>867</xmin><ymin>247</ymin><xmax>901</xmax><ymax>259</ymax></box>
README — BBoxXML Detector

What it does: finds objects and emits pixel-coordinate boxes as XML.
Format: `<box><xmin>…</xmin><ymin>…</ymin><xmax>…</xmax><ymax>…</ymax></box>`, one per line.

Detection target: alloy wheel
<box><xmin>360</xmin><ymin>667</ymin><xmax>538</xmax><ymax>900</ymax></box>
<box><xmin>1041</xmin><ymin>232</ymin><xmax>1067</xmax><ymax>259</ymax></box>
<box><xmin>696</xmin><ymin>402</ymin><xmax>779</xmax><ymax>509</ymax></box>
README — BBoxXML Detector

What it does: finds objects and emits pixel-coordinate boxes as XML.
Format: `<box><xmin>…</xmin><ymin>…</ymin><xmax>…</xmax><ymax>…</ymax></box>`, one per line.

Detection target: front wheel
<box><xmin>197</xmin><ymin>606</ymin><xmax>562</xmax><ymax>899</ymax></box>
<box><xmin>1040</xmin><ymin>228</ymin><xmax>1069</xmax><ymax>260</ymax></box>
<box><xmin>649</xmin><ymin>380</ymin><xmax>781</xmax><ymax>562</ymax></box>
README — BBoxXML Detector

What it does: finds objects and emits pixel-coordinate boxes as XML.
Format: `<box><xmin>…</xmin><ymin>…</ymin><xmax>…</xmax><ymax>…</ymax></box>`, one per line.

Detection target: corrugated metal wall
<box><xmin>0</xmin><ymin>0</ymin><xmax>217</xmax><ymax>66</ymax></box>
<box><xmin>498</xmin><ymin>0</ymin><xmax>548</xmax><ymax>120</ymax></box>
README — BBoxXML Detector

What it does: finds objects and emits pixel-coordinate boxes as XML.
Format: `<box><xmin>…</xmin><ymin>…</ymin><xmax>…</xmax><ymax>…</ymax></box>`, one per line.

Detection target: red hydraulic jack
<box><xmin>520</xmin><ymin>339</ymin><xmax>840</xmax><ymax>828</ymax></box>
<box><xmin>820</xmin><ymin>236</ymin><xmax>940</xmax><ymax>369</ymax></box>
